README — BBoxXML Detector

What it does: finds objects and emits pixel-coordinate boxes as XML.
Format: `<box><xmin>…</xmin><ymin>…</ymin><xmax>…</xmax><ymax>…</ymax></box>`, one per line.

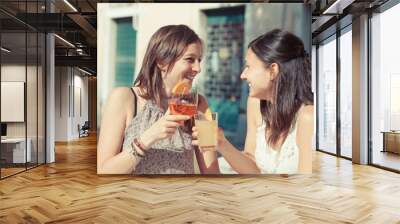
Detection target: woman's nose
<box><xmin>192</xmin><ymin>60</ymin><xmax>201</xmax><ymax>73</ymax></box>
<box><xmin>240</xmin><ymin>71</ymin><xmax>247</xmax><ymax>80</ymax></box>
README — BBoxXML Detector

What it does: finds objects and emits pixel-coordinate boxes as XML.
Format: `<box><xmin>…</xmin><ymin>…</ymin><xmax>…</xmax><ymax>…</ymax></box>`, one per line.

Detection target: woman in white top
<box><xmin>192</xmin><ymin>29</ymin><xmax>314</xmax><ymax>174</ymax></box>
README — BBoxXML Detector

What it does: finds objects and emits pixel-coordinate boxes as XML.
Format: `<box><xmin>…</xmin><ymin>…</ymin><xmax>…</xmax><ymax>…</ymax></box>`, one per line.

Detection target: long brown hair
<box><xmin>134</xmin><ymin>25</ymin><xmax>202</xmax><ymax>106</ymax></box>
<box><xmin>248</xmin><ymin>29</ymin><xmax>313</xmax><ymax>147</ymax></box>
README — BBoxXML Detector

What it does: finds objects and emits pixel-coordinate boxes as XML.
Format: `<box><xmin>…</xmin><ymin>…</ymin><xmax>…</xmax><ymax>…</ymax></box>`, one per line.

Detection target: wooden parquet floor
<box><xmin>1</xmin><ymin>167</ymin><xmax>26</xmax><ymax>178</ymax></box>
<box><xmin>1</xmin><ymin>134</ymin><xmax>400</xmax><ymax>223</ymax></box>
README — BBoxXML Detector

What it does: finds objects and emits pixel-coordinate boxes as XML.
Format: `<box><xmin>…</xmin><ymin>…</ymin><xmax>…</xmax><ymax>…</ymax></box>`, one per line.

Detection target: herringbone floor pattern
<box><xmin>1</xmin><ymin>134</ymin><xmax>400</xmax><ymax>223</ymax></box>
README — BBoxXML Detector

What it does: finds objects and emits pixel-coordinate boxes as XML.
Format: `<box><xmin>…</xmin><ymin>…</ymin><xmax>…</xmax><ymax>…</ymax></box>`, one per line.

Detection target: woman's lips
<box><xmin>184</xmin><ymin>75</ymin><xmax>195</xmax><ymax>81</ymax></box>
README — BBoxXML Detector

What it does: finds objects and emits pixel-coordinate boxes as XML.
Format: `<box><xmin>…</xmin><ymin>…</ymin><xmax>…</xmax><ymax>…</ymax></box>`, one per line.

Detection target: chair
<box><xmin>79</xmin><ymin>121</ymin><xmax>90</xmax><ymax>138</ymax></box>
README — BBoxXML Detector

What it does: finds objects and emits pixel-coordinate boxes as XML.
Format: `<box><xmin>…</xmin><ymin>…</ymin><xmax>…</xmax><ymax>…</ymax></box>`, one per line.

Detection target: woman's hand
<box><xmin>192</xmin><ymin>126</ymin><xmax>227</xmax><ymax>152</ymax></box>
<box><xmin>141</xmin><ymin>109</ymin><xmax>190</xmax><ymax>149</ymax></box>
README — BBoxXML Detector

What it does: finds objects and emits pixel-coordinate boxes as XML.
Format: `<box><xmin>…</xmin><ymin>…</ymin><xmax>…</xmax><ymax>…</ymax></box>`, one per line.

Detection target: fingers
<box><xmin>165</xmin><ymin>121</ymin><xmax>181</xmax><ymax>128</ymax></box>
<box><xmin>192</xmin><ymin>139</ymin><xmax>199</xmax><ymax>146</ymax></box>
<box><xmin>166</xmin><ymin>114</ymin><xmax>191</xmax><ymax>121</ymax></box>
<box><xmin>191</xmin><ymin>141</ymin><xmax>218</xmax><ymax>152</ymax></box>
<box><xmin>198</xmin><ymin>146</ymin><xmax>217</xmax><ymax>153</ymax></box>
<box><xmin>191</xmin><ymin>132</ymin><xmax>217</xmax><ymax>153</ymax></box>
<box><xmin>191</xmin><ymin>127</ymin><xmax>198</xmax><ymax>147</ymax></box>
<box><xmin>192</xmin><ymin>130</ymin><xmax>198</xmax><ymax>138</ymax></box>
<box><xmin>192</xmin><ymin>126</ymin><xmax>217</xmax><ymax>152</ymax></box>
<box><xmin>217</xmin><ymin>127</ymin><xmax>225</xmax><ymax>138</ymax></box>
<box><xmin>165</xmin><ymin>108</ymin><xmax>171</xmax><ymax>115</ymax></box>
<box><xmin>164</xmin><ymin>127</ymin><xmax>176</xmax><ymax>134</ymax></box>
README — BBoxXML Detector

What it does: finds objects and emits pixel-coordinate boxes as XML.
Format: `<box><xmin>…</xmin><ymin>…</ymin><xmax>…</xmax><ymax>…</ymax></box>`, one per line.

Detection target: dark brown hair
<box><xmin>248</xmin><ymin>29</ymin><xmax>313</xmax><ymax>147</ymax></box>
<box><xmin>134</xmin><ymin>25</ymin><xmax>202</xmax><ymax>106</ymax></box>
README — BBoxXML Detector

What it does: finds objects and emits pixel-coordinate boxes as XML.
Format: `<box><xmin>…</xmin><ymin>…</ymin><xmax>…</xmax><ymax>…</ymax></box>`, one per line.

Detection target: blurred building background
<box><xmin>97</xmin><ymin>3</ymin><xmax>311</xmax><ymax>149</ymax></box>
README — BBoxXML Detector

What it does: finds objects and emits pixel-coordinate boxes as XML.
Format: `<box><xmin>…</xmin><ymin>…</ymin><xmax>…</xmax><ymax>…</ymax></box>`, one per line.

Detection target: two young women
<box><xmin>98</xmin><ymin>25</ymin><xmax>313</xmax><ymax>175</ymax></box>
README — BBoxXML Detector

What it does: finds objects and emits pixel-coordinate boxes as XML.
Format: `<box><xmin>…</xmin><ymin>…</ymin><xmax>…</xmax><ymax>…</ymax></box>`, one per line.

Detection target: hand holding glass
<box><xmin>194</xmin><ymin>112</ymin><xmax>218</xmax><ymax>151</ymax></box>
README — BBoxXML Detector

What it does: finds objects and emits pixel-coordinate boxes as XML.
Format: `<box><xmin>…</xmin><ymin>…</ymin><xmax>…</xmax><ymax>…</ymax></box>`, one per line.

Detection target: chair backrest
<box><xmin>82</xmin><ymin>121</ymin><xmax>90</xmax><ymax>129</ymax></box>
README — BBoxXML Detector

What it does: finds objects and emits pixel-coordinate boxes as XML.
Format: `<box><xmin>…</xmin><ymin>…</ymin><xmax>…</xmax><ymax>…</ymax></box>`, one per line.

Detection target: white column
<box><xmin>46</xmin><ymin>32</ymin><xmax>55</xmax><ymax>163</ymax></box>
<box><xmin>352</xmin><ymin>14</ymin><xmax>369</xmax><ymax>164</ymax></box>
<box><xmin>45</xmin><ymin>0</ymin><xmax>56</xmax><ymax>163</ymax></box>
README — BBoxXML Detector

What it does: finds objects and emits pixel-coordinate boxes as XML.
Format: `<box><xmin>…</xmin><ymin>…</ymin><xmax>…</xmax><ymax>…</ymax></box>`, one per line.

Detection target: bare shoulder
<box><xmin>297</xmin><ymin>105</ymin><xmax>314</xmax><ymax>126</ymax></box>
<box><xmin>109</xmin><ymin>87</ymin><xmax>133</xmax><ymax>98</ymax></box>
<box><xmin>109</xmin><ymin>86</ymin><xmax>133</xmax><ymax>100</ymax></box>
<box><xmin>198</xmin><ymin>94</ymin><xmax>209</xmax><ymax>113</ymax></box>
<box><xmin>106</xmin><ymin>87</ymin><xmax>135</xmax><ymax>111</ymax></box>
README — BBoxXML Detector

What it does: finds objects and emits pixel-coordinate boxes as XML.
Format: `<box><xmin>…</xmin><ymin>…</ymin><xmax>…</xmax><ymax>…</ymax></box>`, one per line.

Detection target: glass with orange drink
<box><xmin>169</xmin><ymin>81</ymin><xmax>198</xmax><ymax>125</ymax></box>
<box><xmin>194</xmin><ymin>109</ymin><xmax>218</xmax><ymax>150</ymax></box>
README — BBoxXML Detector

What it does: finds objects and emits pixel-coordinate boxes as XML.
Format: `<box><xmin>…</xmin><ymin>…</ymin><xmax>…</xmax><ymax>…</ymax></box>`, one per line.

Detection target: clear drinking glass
<box><xmin>194</xmin><ymin>112</ymin><xmax>218</xmax><ymax>150</ymax></box>
<box><xmin>168</xmin><ymin>91</ymin><xmax>198</xmax><ymax>117</ymax></box>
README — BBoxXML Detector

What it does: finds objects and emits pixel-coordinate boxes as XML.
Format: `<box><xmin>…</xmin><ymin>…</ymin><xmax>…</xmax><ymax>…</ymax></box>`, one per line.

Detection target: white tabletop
<box><xmin>1</xmin><ymin>138</ymin><xmax>26</xmax><ymax>143</ymax></box>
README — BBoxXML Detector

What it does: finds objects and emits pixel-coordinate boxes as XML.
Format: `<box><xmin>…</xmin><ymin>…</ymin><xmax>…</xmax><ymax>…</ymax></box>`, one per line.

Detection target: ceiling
<box><xmin>311</xmin><ymin>0</ymin><xmax>389</xmax><ymax>43</ymax></box>
<box><xmin>0</xmin><ymin>0</ymin><xmax>98</xmax><ymax>74</ymax></box>
<box><xmin>1</xmin><ymin>0</ymin><xmax>393</xmax><ymax>75</ymax></box>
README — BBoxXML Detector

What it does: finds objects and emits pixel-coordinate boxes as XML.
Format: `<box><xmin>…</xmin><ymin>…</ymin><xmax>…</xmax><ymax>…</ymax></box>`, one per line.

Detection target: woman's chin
<box><xmin>182</xmin><ymin>78</ymin><xmax>192</xmax><ymax>84</ymax></box>
<box><xmin>248</xmin><ymin>91</ymin><xmax>258</xmax><ymax>98</ymax></box>
<box><xmin>249</xmin><ymin>92</ymin><xmax>266</xmax><ymax>100</ymax></box>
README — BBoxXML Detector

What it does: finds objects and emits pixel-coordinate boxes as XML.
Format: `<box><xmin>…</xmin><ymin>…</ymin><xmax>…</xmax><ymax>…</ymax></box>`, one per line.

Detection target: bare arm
<box><xmin>97</xmin><ymin>88</ymin><xmax>190</xmax><ymax>174</ymax></box>
<box><xmin>195</xmin><ymin>95</ymin><xmax>220</xmax><ymax>174</ymax></box>
<box><xmin>296</xmin><ymin>105</ymin><xmax>314</xmax><ymax>174</ymax></box>
<box><xmin>217</xmin><ymin>97</ymin><xmax>262</xmax><ymax>174</ymax></box>
<box><xmin>97</xmin><ymin>88</ymin><xmax>139</xmax><ymax>174</ymax></box>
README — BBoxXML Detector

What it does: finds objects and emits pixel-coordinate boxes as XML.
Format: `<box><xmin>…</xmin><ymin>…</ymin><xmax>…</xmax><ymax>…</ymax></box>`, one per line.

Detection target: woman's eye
<box><xmin>186</xmin><ymin>58</ymin><xmax>195</xmax><ymax>63</ymax></box>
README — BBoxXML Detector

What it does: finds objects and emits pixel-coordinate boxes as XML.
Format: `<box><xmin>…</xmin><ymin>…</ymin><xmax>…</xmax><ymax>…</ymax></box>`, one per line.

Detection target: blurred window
<box><xmin>114</xmin><ymin>17</ymin><xmax>136</xmax><ymax>87</ymax></box>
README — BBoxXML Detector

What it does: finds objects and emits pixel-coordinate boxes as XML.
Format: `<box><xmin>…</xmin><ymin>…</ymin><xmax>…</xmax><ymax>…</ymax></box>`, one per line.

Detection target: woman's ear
<box><xmin>269</xmin><ymin>63</ymin><xmax>279</xmax><ymax>81</ymax></box>
<box><xmin>157</xmin><ymin>62</ymin><xmax>168</xmax><ymax>78</ymax></box>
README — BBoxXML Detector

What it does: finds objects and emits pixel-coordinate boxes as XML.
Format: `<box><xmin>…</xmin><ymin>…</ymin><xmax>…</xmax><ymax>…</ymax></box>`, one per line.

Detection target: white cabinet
<box><xmin>1</xmin><ymin>82</ymin><xmax>25</xmax><ymax>122</ymax></box>
<box><xmin>1</xmin><ymin>138</ymin><xmax>32</xmax><ymax>163</ymax></box>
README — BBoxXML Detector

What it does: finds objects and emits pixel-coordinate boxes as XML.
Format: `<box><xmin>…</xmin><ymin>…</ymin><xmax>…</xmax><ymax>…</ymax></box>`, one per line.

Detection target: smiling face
<box><xmin>240</xmin><ymin>49</ymin><xmax>276</xmax><ymax>100</ymax></box>
<box><xmin>161</xmin><ymin>42</ymin><xmax>202</xmax><ymax>97</ymax></box>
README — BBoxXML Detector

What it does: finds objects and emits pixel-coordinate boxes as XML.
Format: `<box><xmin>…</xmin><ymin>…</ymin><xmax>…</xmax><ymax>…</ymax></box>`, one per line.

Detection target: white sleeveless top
<box><xmin>254</xmin><ymin>122</ymin><xmax>299</xmax><ymax>174</ymax></box>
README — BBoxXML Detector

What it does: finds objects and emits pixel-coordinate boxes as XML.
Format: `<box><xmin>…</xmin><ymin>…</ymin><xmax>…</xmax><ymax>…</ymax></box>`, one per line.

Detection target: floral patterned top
<box><xmin>122</xmin><ymin>97</ymin><xmax>194</xmax><ymax>175</ymax></box>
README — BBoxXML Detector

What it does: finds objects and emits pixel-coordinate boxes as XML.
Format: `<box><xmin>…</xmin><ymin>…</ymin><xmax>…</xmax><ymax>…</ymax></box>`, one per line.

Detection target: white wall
<box><xmin>55</xmin><ymin>67</ymin><xmax>66</xmax><ymax>141</ymax></box>
<box><xmin>1</xmin><ymin>82</ymin><xmax>25</xmax><ymax>122</ymax></box>
<box><xmin>134</xmin><ymin>3</ymin><xmax>228</xmax><ymax>76</ymax></box>
<box><xmin>1</xmin><ymin>63</ymin><xmax>46</xmax><ymax>163</ymax></box>
<box><xmin>55</xmin><ymin>67</ymin><xmax>89</xmax><ymax>141</ymax></box>
<box><xmin>72</xmin><ymin>73</ymin><xmax>89</xmax><ymax>138</ymax></box>
<box><xmin>1</xmin><ymin>65</ymin><xmax>32</xmax><ymax>138</ymax></box>
<box><xmin>1</xmin><ymin>64</ymin><xmax>26</xmax><ymax>81</ymax></box>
